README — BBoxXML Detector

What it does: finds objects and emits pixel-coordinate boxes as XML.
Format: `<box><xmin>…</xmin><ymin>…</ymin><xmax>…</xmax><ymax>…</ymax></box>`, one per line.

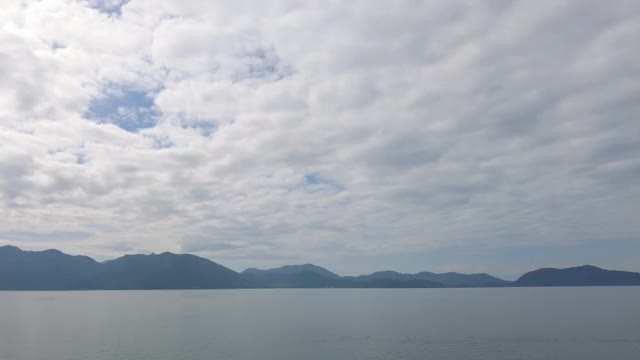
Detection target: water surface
<box><xmin>1</xmin><ymin>287</ymin><xmax>639</xmax><ymax>359</ymax></box>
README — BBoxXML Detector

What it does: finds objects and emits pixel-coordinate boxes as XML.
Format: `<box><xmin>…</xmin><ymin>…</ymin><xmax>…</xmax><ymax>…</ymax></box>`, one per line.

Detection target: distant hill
<box><xmin>97</xmin><ymin>252</ymin><xmax>246</xmax><ymax>289</ymax></box>
<box><xmin>242</xmin><ymin>264</ymin><xmax>342</xmax><ymax>288</ymax></box>
<box><xmin>347</xmin><ymin>270</ymin><xmax>509</xmax><ymax>287</ymax></box>
<box><xmin>243</xmin><ymin>264</ymin><xmax>341</xmax><ymax>279</ymax></box>
<box><xmin>242</xmin><ymin>265</ymin><xmax>447</xmax><ymax>288</ymax></box>
<box><xmin>513</xmin><ymin>265</ymin><xmax>640</xmax><ymax>287</ymax></box>
<box><xmin>341</xmin><ymin>277</ymin><xmax>445</xmax><ymax>288</ymax></box>
<box><xmin>245</xmin><ymin>270</ymin><xmax>339</xmax><ymax>288</ymax></box>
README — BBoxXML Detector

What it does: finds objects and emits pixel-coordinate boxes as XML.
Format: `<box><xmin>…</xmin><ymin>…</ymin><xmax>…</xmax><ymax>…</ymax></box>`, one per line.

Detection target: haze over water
<box><xmin>1</xmin><ymin>287</ymin><xmax>639</xmax><ymax>360</ymax></box>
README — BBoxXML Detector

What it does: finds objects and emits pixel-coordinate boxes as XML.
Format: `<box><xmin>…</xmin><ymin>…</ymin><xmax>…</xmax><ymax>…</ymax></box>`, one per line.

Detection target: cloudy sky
<box><xmin>1</xmin><ymin>0</ymin><xmax>639</xmax><ymax>279</ymax></box>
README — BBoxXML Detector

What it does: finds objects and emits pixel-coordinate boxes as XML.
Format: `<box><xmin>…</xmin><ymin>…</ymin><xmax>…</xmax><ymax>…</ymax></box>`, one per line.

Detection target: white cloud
<box><xmin>0</xmin><ymin>0</ymin><xmax>639</xmax><ymax>276</ymax></box>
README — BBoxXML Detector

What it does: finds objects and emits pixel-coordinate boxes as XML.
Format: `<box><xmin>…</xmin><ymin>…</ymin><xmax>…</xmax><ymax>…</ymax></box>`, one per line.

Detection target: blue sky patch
<box><xmin>184</xmin><ymin>121</ymin><xmax>217</xmax><ymax>137</ymax></box>
<box><xmin>304</xmin><ymin>173</ymin><xmax>323</xmax><ymax>185</ymax></box>
<box><xmin>288</xmin><ymin>173</ymin><xmax>344</xmax><ymax>193</ymax></box>
<box><xmin>87</xmin><ymin>0</ymin><xmax>130</xmax><ymax>16</ymax></box>
<box><xmin>143</xmin><ymin>134</ymin><xmax>174</xmax><ymax>149</ymax></box>
<box><xmin>233</xmin><ymin>47</ymin><xmax>294</xmax><ymax>82</ymax></box>
<box><xmin>174</xmin><ymin>113</ymin><xmax>219</xmax><ymax>137</ymax></box>
<box><xmin>75</xmin><ymin>151</ymin><xmax>87</xmax><ymax>165</ymax></box>
<box><xmin>85</xmin><ymin>87</ymin><xmax>160</xmax><ymax>132</ymax></box>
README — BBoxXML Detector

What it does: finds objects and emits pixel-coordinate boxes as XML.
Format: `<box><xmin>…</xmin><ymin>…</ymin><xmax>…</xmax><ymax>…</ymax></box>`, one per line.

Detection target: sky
<box><xmin>0</xmin><ymin>0</ymin><xmax>639</xmax><ymax>279</ymax></box>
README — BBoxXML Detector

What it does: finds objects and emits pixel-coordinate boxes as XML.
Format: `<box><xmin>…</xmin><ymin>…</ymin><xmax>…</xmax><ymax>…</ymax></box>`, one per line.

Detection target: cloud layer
<box><xmin>1</xmin><ymin>0</ymin><xmax>639</xmax><ymax>277</ymax></box>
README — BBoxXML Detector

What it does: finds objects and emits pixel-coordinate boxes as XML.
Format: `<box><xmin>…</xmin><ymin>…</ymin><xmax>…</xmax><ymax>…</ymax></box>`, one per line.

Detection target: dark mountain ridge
<box><xmin>2</xmin><ymin>245</ymin><xmax>639</xmax><ymax>290</ymax></box>
<box><xmin>0</xmin><ymin>245</ymin><xmax>99</xmax><ymax>290</ymax></box>
<box><xmin>96</xmin><ymin>252</ymin><xmax>246</xmax><ymax>289</ymax></box>
<box><xmin>0</xmin><ymin>246</ymin><xmax>243</xmax><ymax>290</ymax></box>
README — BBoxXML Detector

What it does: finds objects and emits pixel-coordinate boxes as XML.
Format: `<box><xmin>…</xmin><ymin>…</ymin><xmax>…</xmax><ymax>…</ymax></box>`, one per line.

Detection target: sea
<box><xmin>1</xmin><ymin>287</ymin><xmax>638</xmax><ymax>359</ymax></box>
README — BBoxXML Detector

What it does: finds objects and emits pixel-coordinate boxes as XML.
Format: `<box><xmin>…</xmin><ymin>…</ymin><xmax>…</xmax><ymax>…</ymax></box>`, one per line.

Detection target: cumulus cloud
<box><xmin>0</xmin><ymin>0</ymin><xmax>639</xmax><ymax>277</ymax></box>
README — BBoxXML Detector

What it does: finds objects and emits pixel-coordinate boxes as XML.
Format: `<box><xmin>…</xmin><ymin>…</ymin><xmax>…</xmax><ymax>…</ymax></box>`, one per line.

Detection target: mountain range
<box><xmin>1</xmin><ymin>245</ymin><xmax>639</xmax><ymax>290</ymax></box>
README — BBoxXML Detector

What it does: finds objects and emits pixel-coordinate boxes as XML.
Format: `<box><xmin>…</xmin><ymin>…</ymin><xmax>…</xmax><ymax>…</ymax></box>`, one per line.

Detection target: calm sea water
<box><xmin>1</xmin><ymin>287</ymin><xmax>639</xmax><ymax>360</ymax></box>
